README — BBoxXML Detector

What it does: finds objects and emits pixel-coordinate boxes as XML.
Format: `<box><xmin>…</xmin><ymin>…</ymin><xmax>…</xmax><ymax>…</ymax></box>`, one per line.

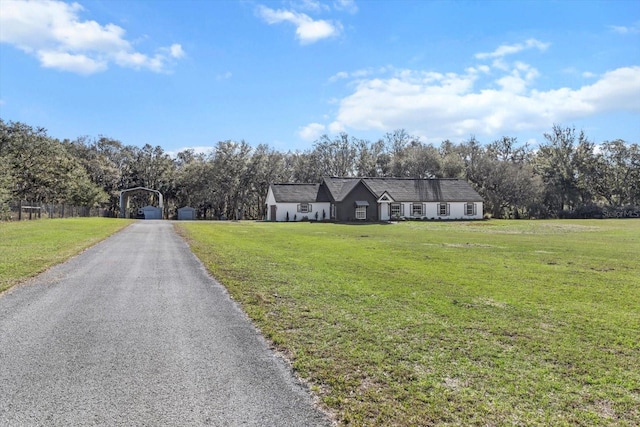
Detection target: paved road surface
<box><xmin>0</xmin><ymin>221</ymin><xmax>332</xmax><ymax>426</ymax></box>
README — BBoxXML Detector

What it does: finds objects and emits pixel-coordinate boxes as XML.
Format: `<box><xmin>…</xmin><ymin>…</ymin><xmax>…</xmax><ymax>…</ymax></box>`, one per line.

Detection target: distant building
<box><xmin>177</xmin><ymin>206</ymin><xmax>196</xmax><ymax>220</ymax></box>
<box><xmin>140</xmin><ymin>205</ymin><xmax>162</xmax><ymax>220</ymax></box>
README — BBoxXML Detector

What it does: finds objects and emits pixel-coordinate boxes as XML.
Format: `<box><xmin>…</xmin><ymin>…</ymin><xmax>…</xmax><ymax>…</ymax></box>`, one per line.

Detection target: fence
<box><xmin>3</xmin><ymin>200</ymin><xmax>116</xmax><ymax>221</ymax></box>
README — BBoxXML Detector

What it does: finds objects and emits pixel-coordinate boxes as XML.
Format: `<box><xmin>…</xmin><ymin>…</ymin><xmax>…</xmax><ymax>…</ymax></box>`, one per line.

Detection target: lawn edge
<box><xmin>0</xmin><ymin>219</ymin><xmax>135</xmax><ymax>295</ymax></box>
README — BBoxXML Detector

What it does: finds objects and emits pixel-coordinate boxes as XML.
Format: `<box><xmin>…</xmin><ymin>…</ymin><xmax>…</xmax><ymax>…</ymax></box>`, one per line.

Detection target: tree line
<box><xmin>1</xmin><ymin>118</ymin><xmax>638</xmax><ymax>220</ymax></box>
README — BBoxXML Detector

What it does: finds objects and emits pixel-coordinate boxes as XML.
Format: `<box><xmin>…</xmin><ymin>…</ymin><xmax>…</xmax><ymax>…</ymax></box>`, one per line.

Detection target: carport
<box><xmin>119</xmin><ymin>187</ymin><xmax>164</xmax><ymax>219</ymax></box>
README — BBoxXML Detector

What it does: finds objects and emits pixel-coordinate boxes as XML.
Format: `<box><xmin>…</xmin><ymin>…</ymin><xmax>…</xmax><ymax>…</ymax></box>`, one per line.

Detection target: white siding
<box><xmin>265</xmin><ymin>187</ymin><xmax>276</xmax><ymax>206</ymax></box>
<box><xmin>265</xmin><ymin>187</ymin><xmax>277</xmax><ymax>221</ymax></box>
<box><xmin>394</xmin><ymin>201</ymin><xmax>483</xmax><ymax>220</ymax></box>
<box><xmin>270</xmin><ymin>202</ymin><xmax>331</xmax><ymax>222</ymax></box>
<box><xmin>448</xmin><ymin>202</ymin><xmax>465</xmax><ymax>219</ymax></box>
<box><xmin>424</xmin><ymin>203</ymin><xmax>438</xmax><ymax>219</ymax></box>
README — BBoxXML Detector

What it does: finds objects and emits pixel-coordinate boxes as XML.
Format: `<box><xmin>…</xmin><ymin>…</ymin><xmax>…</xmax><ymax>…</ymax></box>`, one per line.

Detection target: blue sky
<box><xmin>1</xmin><ymin>0</ymin><xmax>639</xmax><ymax>154</ymax></box>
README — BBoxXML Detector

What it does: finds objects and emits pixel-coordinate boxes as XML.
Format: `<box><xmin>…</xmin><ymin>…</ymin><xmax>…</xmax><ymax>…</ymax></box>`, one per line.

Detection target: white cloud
<box><xmin>495</xmin><ymin>62</ymin><xmax>539</xmax><ymax>93</ymax></box>
<box><xmin>37</xmin><ymin>50</ymin><xmax>107</xmax><ymax>75</ymax></box>
<box><xmin>563</xmin><ymin>68</ymin><xmax>598</xmax><ymax>79</ymax></box>
<box><xmin>0</xmin><ymin>0</ymin><xmax>184</xmax><ymax>75</ymax></box>
<box><xmin>328</xmin><ymin>66</ymin><xmax>391</xmax><ymax>82</ymax></box>
<box><xmin>475</xmin><ymin>38</ymin><xmax>550</xmax><ymax>60</ymax></box>
<box><xmin>257</xmin><ymin>5</ymin><xmax>342</xmax><ymax>44</ymax></box>
<box><xmin>294</xmin><ymin>0</ymin><xmax>328</xmax><ymax>13</ymax></box>
<box><xmin>466</xmin><ymin>65</ymin><xmax>490</xmax><ymax>75</ymax></box>
<box><xmin>333</xmin><ymin>0</ymin><xmax>358</xmax><ymax>14</ymax></box>
<box><xmin>167</xmin><ymin>146</ymin><xmax>214</xmax><ymax>158</ymax></box>
<box><xmin>329</xmin><ymin>71</ymin><xmax>350</xmax><ymax>82</ymax></box>
<box><xmin>169</xmin><ymin>43</ymin><xmax>185</xmax><ymax>59</ymax></box>
<box><xmin>328</xmin><ymin>121</ymin><xmax>346</xmax><ymax>134</ymax></box>
<box><xmin>216</xmin><ymin>71</ymin><xmax>232</xmax><ymax>81</ymax></box>
<box><xmin>573</xmin><ymin>67</ymin><xmax>640</xmax><ymax>111</ymax></box>
<box><xmin>327</xmin><ymin>59</ymin><xmax>640</xmax><ymax>142</ymax></box>
<box><xmin>328</xmin><ymin>68</ymin><xmax>372</xmax><ymax>82</ymax></box>
<box><xmin>298</xmin><ymin>122</ymin><xmax>326</xmax><ymax>140</ymax></box>
<box><xmin>609</xmin><ymin>21</ymin><xmax>640</xmax><ymax>34</ymax></box>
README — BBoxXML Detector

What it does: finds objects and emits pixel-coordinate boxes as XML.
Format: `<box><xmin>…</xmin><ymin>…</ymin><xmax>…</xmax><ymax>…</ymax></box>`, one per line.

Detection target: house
<box><xmin>265</xmin><ymin>177</ymin><xmax>483</xmax><ymax>222</ymax></box>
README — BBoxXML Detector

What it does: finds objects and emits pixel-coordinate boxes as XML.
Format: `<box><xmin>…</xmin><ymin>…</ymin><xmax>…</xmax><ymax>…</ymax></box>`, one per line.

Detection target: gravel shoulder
<box><xmin>0</xmin><ymin>221</ymin><xmax>332</xmax><ymax>426</ymax></box>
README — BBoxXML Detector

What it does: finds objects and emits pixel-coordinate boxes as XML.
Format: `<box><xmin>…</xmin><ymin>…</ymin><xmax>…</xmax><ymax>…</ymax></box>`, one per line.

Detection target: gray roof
<box><xmin>321</xmin><ymin>178</ymin><xmax>361</xmax><ymax>201</ymax></box>
<box><xmin>270</xmin><ymin>183</ymin><xmax>320</xmax><ymax>203</ymax></box>
<box><xmin>322</xmin><ymin>177</ymin><xmax>483</xmax><ymax>202</ymax></box>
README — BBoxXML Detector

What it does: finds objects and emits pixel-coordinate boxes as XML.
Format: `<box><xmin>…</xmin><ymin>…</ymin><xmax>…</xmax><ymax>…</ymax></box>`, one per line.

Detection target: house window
<box><xmin>412</xmin><ymin>203</ymin><xmax>423</xmax><ymax>217</ymax></box>
<box><xmin>355</xmin><ymin>206</ymin><xmax>367</xmax><ymax>220</ymax></box>
<box><xmin>298</xmin><ymin>203</ymin><xmax>311</xmax><ymax>213</ymax></box>
<box><xmin>390</xmin><ymin>203</ymin><xmax>401</xmax><ymax>218</ymax></box>
<box><xmin>465</xmin><ymin>203</ymin><xmax>475</xmax><ymax>216</ymax></box>
<box><xmin>439</xmin><ymin>203</ymin><xmax>449</xmax><ymax>216</ymax></box>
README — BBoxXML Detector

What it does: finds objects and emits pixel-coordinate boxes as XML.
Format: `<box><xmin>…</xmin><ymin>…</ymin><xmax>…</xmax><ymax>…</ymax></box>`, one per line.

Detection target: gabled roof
<box><xmin>269</xmin><ymin>183</ymin><xmax>321</xmax><ymax>203</ymax></box>
<box><xmin>321</xmin><ymin>177</ymin><xmax>482</xmax><ymax>202</ymax></box>
<box><xmin>320</xmin><ymin>177</ymin><xmax>361</xmax><ymax>201</ymax></box>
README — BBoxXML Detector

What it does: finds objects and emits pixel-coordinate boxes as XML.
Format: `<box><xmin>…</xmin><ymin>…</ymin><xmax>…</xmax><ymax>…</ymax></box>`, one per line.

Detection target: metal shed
<box><xmin>141</xmin><ymin>205</ymin><xmax>162</xmax><ymax>220</ymax></box>
<box><xmin>177</xmin><ymin>206</ymin><xmax>196</xmax><ymax>220</ymax></box>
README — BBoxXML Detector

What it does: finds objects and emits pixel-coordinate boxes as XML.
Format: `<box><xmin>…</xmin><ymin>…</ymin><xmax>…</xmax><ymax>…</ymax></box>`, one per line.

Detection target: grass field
<box><xmin>176</xmin><ymin>219</ymin><xmax>640</xmax><ymax>426</ymax></box>
<box><xmin>0</xmin><ymin>218</ymin><xmax>133</xmax><ymax>293</ymax></box>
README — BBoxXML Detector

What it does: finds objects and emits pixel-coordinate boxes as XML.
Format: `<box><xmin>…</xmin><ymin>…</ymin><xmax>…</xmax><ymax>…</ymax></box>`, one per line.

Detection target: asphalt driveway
<box><xmin>0</xmin><ymin>221</ymin><xmax>332</xmax><ymax>426</ymax></box>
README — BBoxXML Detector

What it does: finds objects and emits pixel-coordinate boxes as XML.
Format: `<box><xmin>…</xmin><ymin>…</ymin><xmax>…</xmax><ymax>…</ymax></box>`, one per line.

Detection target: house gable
<box><xmin>376</xmin><ymin>191</ymin><xmax>395</xmax><ymax>203</ymax></box>
<box><xmin>334</xmin><ymin>180</ymin><xmax>378</xmax><ymax>222</ymax></box>
<box><xmin>321</xmin><ymin>177</ymin><xmax>363</xmax><ymax>201</ymax></box>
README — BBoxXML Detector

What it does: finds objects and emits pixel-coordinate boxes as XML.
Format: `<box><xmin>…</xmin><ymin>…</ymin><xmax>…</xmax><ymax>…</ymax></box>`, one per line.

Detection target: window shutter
<box><xmin>447</xmin><ymin>203</ymin><xmax>451</xmax><ymax>216</ymax></box>
<box><xmin>309</xmin><ymin>203</ymin><xmax>312</xmax><ymax>212</ymax></box>
<box><xmin>473</xmin><ymin>203</ymin><xmax>477</xmax><ymax>215</ymax></box>
<box><xmin>423</xmin><ymin>203</ymin><xmax>426</xmax><ymax>215</ymax></box>
<box><xmin>297</xmin><ymin>204</ymin><xmax>301</xmax><ymax>212</ymax></box>
<box><xmin>401</xmin><ymin>204</ymin><xmax>405</xmax><ymax>216</ymax></box>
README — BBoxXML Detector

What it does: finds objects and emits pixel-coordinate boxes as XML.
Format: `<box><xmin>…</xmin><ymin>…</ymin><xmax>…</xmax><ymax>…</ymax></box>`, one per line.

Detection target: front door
<box><xmin>379</xmin><ymin>202</ymin><xmax>390</xmax><ymax>221</ymax></box>
<box><xmin>270</xmin><ymin>205</ymin><xmax>277</xmax><ymax>221</ymax></box>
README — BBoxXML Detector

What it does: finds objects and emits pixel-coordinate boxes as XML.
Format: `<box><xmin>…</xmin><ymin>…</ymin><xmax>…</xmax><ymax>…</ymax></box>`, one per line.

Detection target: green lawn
<box><xmin>176</xmin><ymin>219</ymin><xmax>640</xmax><ymax>426</ymax></box>
<box><xmin>0</xmin><ymin>218</ymin><xmax>133</xmax><ymax>293</ymax></box>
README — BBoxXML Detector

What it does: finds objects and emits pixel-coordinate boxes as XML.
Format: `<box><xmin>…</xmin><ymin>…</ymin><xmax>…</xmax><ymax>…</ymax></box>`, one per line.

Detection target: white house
<box><xmin>266</xmin><ymin>177</ymin><xmax>483</xmax><ymax>221</ymax></box>
<box><xmin>265</xmin><ymin>183</ymin><xmax>331</xmax><ymax>222</ymax></box>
